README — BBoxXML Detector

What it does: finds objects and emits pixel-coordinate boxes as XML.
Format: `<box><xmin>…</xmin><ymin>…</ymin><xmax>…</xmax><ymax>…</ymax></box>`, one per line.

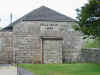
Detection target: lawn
<box><xmin>19</xmin><ymin>64</ymin><xmax>100</xmax><ymax>75</ymax></box>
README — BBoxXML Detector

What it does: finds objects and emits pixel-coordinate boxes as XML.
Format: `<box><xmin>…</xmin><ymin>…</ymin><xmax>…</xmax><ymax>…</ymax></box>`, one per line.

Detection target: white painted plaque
<box><xmin>40</xmin><ymin>23</ymin><xmax>59</xmax><ymax>31</ymax></box>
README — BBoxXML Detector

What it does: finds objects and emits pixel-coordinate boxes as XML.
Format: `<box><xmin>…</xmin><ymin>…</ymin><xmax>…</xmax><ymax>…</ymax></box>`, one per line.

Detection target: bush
<box><xmin>83</xmin><ymin>37</ymin><xmax>100</xmax><ymax>48</ymax></box>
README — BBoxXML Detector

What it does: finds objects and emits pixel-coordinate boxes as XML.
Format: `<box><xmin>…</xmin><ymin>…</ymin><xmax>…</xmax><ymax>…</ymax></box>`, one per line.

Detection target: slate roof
<box><xmin>1</xmin><ymin>6</ymin><xmax>76</xmax><ymax>31</ymax></box>
<box><xmin>23</xmin><ymin>6</ymin><xmax>76</xmax><ymax>22</ymax></box>
<box><xmin>1</xmin><ymin>25</ymin><xmax>13</xmax><ymax>31</ymax></box>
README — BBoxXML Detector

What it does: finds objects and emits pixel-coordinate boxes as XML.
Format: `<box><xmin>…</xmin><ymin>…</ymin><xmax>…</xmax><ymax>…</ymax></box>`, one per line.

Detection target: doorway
<box><xmin>42</xmin><ymin>39</ymin><xmax>62</xmax><ymax>64</ymax></box>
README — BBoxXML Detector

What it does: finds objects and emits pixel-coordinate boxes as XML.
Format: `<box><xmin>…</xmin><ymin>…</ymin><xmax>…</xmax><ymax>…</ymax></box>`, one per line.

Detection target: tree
<box><xmin>76</xmin><ymin>0</ymin><xmax>100</xmax><ymax>38</ymax></box>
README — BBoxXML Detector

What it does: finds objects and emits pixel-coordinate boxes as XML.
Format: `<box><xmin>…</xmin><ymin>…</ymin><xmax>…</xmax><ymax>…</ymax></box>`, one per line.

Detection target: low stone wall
<box><xmin>80</xmin><ymin>48</ymin><xmax>100</xmax><ymax>64</ymax></box>
<box><xmin>0</xmin><ymin>31</ymin><xmax>13</xmax><ymax>63</ymax></box>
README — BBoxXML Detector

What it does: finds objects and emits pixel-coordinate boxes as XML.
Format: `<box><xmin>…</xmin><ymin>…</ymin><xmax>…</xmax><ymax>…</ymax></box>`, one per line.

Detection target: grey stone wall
<box><xmin>80</xmin><ymin>48</ymin><xmax>100</xmax><ymax>64</ymax></box>
<box><xmin>0</xmin><ymin>31</ymin><xmax>13</xmax><ymax>63</ymax></box>
<box><xmin>13</xmin><ymin>21</ymin><xmax>83</xmax><ymax>64</ymax></box>
<box><xmin>0</xmin><ymin>21</ymin><xmax>83</xmax><ymax>64</ymax></box>
<box><xmin>62</xmin><ymin>22</ymin><xmax>83</xmax><ymax>63</ymax></box>
<box><xmin>63</xmin><ymin>49</ymin><xmax>81</xmax><ymax>63</ymax></box>
<box><xmin>13</xmin><ymin>21</ymin><xmax>41</xmax><ymax>64</ymax></box>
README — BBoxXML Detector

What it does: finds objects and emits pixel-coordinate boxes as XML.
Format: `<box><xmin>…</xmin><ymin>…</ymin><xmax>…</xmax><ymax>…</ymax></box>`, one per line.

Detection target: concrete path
<box><xmin>18</xmin><ymin>67</ymin><xmax>34</xmax><ymax>75</ymax></box>
<box><xmin>0</xmin><ymin>64</ymin><xmax>17</xmax><ymax>75</ymax></box>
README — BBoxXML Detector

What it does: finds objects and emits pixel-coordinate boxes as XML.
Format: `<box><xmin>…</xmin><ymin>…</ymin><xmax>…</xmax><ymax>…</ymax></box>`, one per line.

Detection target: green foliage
<box><xmin>19</xmin><ymin>64</ymin><xmax>100</xmax><ymax>75</ymax></box>
<box><xmin>83</xmin><ymin>37</ymin><xmax>100</xmax><ymax>48</ymax></box>
<box><xmin>72</xmin><ymin>24</ymin><xmax>80</xmax><ymax>31</ymax></box>
<box><xmin>76</xmin><ymin>0</ymin><xmax>100</xmax><ymax>37</ymax></box>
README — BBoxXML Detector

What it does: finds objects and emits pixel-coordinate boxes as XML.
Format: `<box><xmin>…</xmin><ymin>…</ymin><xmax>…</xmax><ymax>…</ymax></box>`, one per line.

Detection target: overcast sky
<box><xmin>0</xmin><ymin>0</ymin><xmax>88</xmax><ymax>28</ymax></box>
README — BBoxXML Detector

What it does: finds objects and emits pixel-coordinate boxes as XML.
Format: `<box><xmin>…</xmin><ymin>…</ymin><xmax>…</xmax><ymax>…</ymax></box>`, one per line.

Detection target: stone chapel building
<box><xmin>0</xmin><ymin>6</ymin><xmax>83</xmax><ymax>64</ymax></box>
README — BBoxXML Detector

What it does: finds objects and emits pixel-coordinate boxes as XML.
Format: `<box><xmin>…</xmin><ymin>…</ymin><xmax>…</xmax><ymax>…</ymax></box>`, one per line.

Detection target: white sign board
<box><xmin>40</xmin><ymin>23</ymin><xmax>59</xmax><ymax>32</ymax></box>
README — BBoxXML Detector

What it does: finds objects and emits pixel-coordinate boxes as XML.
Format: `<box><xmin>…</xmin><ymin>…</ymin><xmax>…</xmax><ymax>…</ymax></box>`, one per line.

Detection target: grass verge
<box><xmin>19</xmin><ymin>64</ymin><xmax>100</xmax><ymax>75</ymax></box>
